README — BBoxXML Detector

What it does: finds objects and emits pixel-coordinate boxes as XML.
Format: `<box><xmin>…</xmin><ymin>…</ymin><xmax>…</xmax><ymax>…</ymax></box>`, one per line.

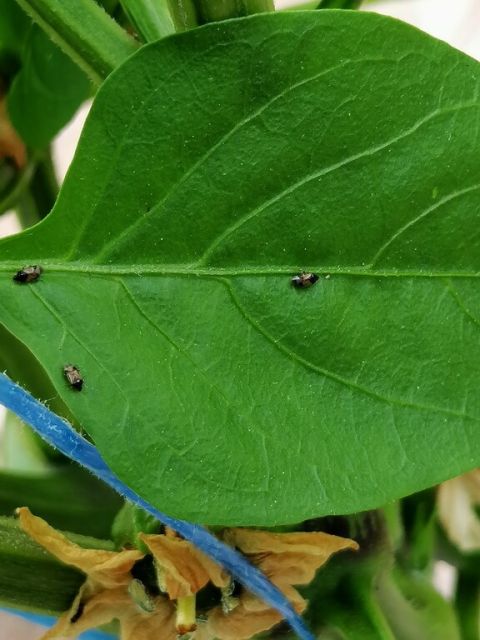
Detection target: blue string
<box><xmin>2</xmin><ymin>608</ymin><xmax>115</xmax><ymax>639</ymax></box>
<box><xmin>0</xmin><ymin>373</ymin><xmax>314</xmax><ymax>640</ymax></box>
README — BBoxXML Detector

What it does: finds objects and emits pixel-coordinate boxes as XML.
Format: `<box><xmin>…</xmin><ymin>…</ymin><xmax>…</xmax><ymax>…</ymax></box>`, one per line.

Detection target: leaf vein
<box><xmin>94</xmin><ymin>57</ymin><xmax>395</xmax><ymax>262</ymax></box>
<box><xmin>368</xmin><ymin>183</ymin><xmax>480</xmax><ymax>267</ymax></box>
<box><xmin>196</xmin><ymin>102</ymin><xmax>479</xmax><ymax>265</ymax></box>
<box><xmin>220</xmin><ymin>278</ymin><xmax>478</xmax><ymax>422</ymax></box>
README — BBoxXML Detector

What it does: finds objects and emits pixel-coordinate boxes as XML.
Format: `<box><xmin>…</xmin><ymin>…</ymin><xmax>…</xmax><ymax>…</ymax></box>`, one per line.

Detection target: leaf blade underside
<box><xmin>0</xmin><ymin>11</ymin><xmax>480</xmax><ymax>525</ymax></box>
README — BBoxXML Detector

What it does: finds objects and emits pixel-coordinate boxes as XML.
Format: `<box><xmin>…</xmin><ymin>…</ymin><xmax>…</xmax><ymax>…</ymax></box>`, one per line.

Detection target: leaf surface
<box><xmin>0</xmin><ymin>11</ymin><xmax>480</xmax><ymax>525</ymax></box>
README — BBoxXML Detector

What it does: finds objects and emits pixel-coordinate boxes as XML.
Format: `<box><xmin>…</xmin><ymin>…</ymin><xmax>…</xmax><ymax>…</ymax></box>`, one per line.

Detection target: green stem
<box><xmin>357</xmin><ymin>582</ymin><xmax>396</xmax><ymax>640</ymax></box>
<box><xmin>14</xmin><ymin>148</ymin><xmax>58</xmax><ymax>226</ymax></box>
<box><xmin>29</xmin><ymin>147</ymin><xmax>59</xmax><ymax>218</ymax></box>
<box><xmin>455</xmin><ymin>571</ymin><xmax>480</xmax><ymax>640</ymax></box>
<box><xmin>168</xmin><ymin>0</ymin><xmax>198</xmax><ymax>30</ymax></box>
<box><xmin>14</xmin><ymin>0</ymin><xmax>139</xmax><ymax>84</ymax></box>
<box><xmin>317</xmin><ymin>0</ymin><xmax>362</xmax><ymax>8</ymax></box>
<box><xmin>120</xmin><ymin>0</ymin><xmax>196</xmax><ymax>41</ymax></box>
<box><xmin>0</xmin><ymin>159</ymin><xmax>36</xmax><ymax>216</ymax></box>
<box><xmin>176</xmin><ymin>595</ymin><xmax>197</xmax><ymax>633</ymax></box>
<box><xmin>283</xmin><ymin>2</ymin><xmax>318</xmax><ymax>8</ymax></box>
<box><xmin>0</xmin><ymin>515</ymin><xmax>115</xmax><ymax>615</ymax></box>
<box><xmin>16</xmin><ymin>184</ymin><xmax>40</xmax><ymax>227</ymax></box>
<box><xmin>194</xmin><ymin>0</ymin><xmax>274</xmax><ymax>23</ymax></box>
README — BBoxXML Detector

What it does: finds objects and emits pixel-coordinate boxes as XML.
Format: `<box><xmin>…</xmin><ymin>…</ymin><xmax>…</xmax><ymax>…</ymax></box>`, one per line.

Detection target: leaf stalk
<box><xmin>13</xmin><ymin>0</ymin><xmax>138</xmax><ymax>84</ymax></box>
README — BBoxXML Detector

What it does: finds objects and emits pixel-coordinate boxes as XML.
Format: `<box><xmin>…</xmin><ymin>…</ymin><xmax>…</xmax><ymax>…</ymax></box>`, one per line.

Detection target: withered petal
<box><xmin>202</xmin><ymin>603</ymin><xmax>283</xmax><ymax>640</ymax></box>
<box><xmin>140</xmin><ymin>533</ymin><xmax>228</xmax><ymax>599</ymax></box>
<box><xmin>205</xmin><ymin>527</ymin><xmax>359</xmax><ymax>640</ymax></box>
<box><xmin>241</xmin><ymin>584</ymin><xmax>305</xmax><ymax>613</ymax></box>
<box><xmin>40</xmin><ymin>588</ymin><xmax>130</xmax><ymax>639</ymax></box>
<box><xmin>224</xmin><ymin>528</ymin><xmax>358</xmax><ymax>587</ymax></box>
<box><xmin>120</xmin><ymin>596</ymin><xmax>176</xmax><ymax>640</ymax></box>
<box><xmin>0</xmin><ymin>98</ymin><xmax>26</xmax><ymax>168</ymax></box>
<box><xmin>17</xmin><ymin>507</ymin><xmax>143</xmax><ymax>589</ymax></box>
<box><xmin>224</xmin><ymin>528</ymin><xmax>358</xmax><ymax>557</ymax></box>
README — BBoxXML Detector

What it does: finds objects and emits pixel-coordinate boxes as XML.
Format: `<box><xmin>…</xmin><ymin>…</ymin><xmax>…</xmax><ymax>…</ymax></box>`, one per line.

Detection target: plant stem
<box><xmin>358</xmin><ymin>589</ymin><xmax>396</xmax><ymax>640</ymax></box>
<box><xmin>283</xmin><ymin>2</ymin><xmax>318</xmax><ymax>8</ymax></box>
<box><xmin>16</xmin><ymin>189</ymin><xmax>39</xmax><ymax>228</ymax></box>
<box><xmin>13</xmin><ymin>0</ymin><xmax>138</xmax><ymax>84</ymax></box>
<box><xmin>176</xmin><ymin>595</ymin><xmax>197</xmax><ymax>634</ymax></box>
<box><xmin>120</xmin><ymin>0</ymin><xmax>197</xmax><ymax>41</ymax></box>
<box><xmin>317</xmin><ymin>0</ymin><xmax>362</xmax><ymax>8</ymax></box>
<box><xmin>0</xmin><ymin>159</ymin><xmax>36</xmax><ymax>216</ymax></box>
<box><xmin>194</xmin><ymin>0</ymin><xmax>274</xmax><ymax>23</ymax></box>
<box><xmin>455</xmin><ymin>571</ymin><xmax>480</xmax><ymax>640</ymax></box>
<box><xmin>0</xmin><ymin>515</ymin><xmax>111</xmax><ymax>615</ymax></box>
<box><xmin>29</xmin><ymin>148</ymin><xmax>59</xmax><ymax>219</ymax></box>
<box><xmin>169</xmin><ymin>0</ymin><xmax>198</xmax><ymax>30</ymax></box>
<box><xmin>15</xmin><ymin>148</ymin><xmax>59</xmax><ymax>226</ymax></box>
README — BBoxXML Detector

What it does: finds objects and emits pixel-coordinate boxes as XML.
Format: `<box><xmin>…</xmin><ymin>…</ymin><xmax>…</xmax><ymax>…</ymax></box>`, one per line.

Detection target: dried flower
<box><xmin>0</xmin><ymin>98</ymin><xmax>26</xmax><ymax>168</ymax></box>
<box><xmin>198</xmin><ymin>528</ymin><xmax>359</xmax><ymax>640</ymax></box>
<box><xmin>16</xmin><ymin>507</ymin><xmax>176</xmax><ymax>640</ymax></box>
<box><xmin>18</xmin><ymin>508</ymin><xmax>358</xmax><ymax>640</ymax></box>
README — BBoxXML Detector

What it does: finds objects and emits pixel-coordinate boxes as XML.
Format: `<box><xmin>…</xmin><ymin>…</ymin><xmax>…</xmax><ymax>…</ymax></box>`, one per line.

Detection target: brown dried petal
<box><xmin>17</xmin><ymin>507</ymin><xmax>143</xmax><ymax>589</ymax></box>
<box><xmin>240</xmin><ymin>584</ymin><xmax>305</xmax><ymax>614</ymax></box>
<box><xmin>200</xmin><ymin>603</ymin><xmax>283</xmax><ymax>640</ymax></box>
<box><xmin>120</xmin><ymin>596</ymin><xmax>176</xmax><ymax>640</ymax></box>
<box><xmin>202</xmin><ymin>527</ymin><xmax>359</xmax><ymax>640</ymax></box>
<box><xmin>225</xmin><ymin>528</ymin><xmax>357</xmax><ymax>557</ymax></box>
<box><xmin>140</xmin><ymin>533</ymin><xmax>228</xmax><ymax>599</ymax></box>
<box><xmin>40</xmin><ymin>587</ymin><xmax>131</xmax><ymax>640</ymax></box>
<box><xmin>0</xmin><ymin>98</ymin><xmax>26</xmax><ymax>168</ymax></box>
<box><xmin>224</xmin><ymin>528</ymin><xmax>358</xmax><ymax>586</ymax></box>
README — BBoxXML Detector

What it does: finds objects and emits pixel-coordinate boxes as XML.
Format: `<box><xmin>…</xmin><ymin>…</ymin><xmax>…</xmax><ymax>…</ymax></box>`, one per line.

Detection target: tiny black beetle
<box><xmin>13</xmin><ymin>265</ymin><xmax>42</xmax><ymax>284</ymax></box>
<box><xmin>291</xmin><ymin>272</ymin><xmax>319</xmax><ymax>288</ymax></box>
<box><xmin>63</xmin><ymin>365</ymin><xmax>84</xmax><ymax>391</ymax></box>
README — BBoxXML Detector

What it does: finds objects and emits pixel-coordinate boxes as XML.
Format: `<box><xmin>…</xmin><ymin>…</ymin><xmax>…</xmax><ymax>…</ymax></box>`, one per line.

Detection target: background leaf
<box><xmin>7</xmin><ymin>24</ymin><xmax>91</xmax><ymax>149</ymax></box>
<box><xmin>0</xmin><ymin>0</ymin><xmax>30</xmax><ymax>74</ymax></box>
<box><xmin>0</xmin><ymin>464</ymin><xmax>122</xmax><ymax>537</ymax></box>
<box><xmin>0</xmin><ymin>11</ymin><xmax>479</xmax><ymax>525</ymax></box>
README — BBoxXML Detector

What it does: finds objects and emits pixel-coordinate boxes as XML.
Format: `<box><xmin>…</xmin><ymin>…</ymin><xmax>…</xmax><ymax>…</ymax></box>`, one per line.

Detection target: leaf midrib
<box><xmin>2</xmin><ymin>263</ymin><xmax>480</xmax><ymax>278</ymax></box>
<box><xmin>5</xmin><ymin>267</ymin><xmax>479</xmax><ymax>422</ymax></box>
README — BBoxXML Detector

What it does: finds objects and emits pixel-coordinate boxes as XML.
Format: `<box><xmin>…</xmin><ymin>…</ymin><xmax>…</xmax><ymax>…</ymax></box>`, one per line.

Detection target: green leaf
<box><xmin>112</xmin><ymin>501</ymin><xmax>161</xmax><ymax>550</ymax></box>
<box><xmin>7</xmin><ymin>25</ymin><xmax>91</xmax><ymax>149</ymax></box>
<box><xmin>0</xmin><ymin>322</ymin><xmax>74</xmax><ymax>423</ymax></box>
<box><xmin>0</xmin><ymin>462</ymin><xmax>122</xmax><ymax>537</ymax></box>
<box><xmin>0</xmin><ymin>0</ymin><xmax>30</xmax><ymax>62</ymax></box>
<box><xmin>0</xmin><ymin>11</ymin><xmax>480</xmax><ymax>525</ymax></box>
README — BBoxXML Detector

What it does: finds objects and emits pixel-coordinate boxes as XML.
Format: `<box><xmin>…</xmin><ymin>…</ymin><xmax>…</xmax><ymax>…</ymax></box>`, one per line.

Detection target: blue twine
<box><xmin>2</xmin><ymin>608</ymin><xmax>115</xmax><ymax>639</ymax></box>
<box><xmin>0</xmin><ymin>373</ymin><xmax>314</xmax><ymax>640</ymax></box>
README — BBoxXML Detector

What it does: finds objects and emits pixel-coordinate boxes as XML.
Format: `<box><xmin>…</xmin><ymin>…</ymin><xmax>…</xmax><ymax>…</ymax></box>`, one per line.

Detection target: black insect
<box><xmin>63</xmin><ymin>364</ymin><xmax>84</xmax><ymax>391</ymax></box>
<box><xmin>291</xmin><ymin>272</ymin><xmax>319</xmax><ymax>288</ymax></box>
<box><xmin>13</xmin><ymin>265</ymin><xmax>42</xmax><ymax>284</ymax></box>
